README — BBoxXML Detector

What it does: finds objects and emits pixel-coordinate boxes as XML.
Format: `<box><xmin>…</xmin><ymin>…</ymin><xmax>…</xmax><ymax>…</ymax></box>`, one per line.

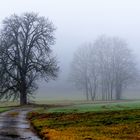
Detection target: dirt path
<box><xmin>0</xmin><ymin>108</ymin><xmax>41</xmax><ymax>140</ymax></box>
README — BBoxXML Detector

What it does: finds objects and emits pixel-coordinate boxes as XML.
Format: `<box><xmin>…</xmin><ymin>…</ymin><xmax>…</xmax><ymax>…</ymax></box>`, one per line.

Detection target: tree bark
<box><xmin>20</xmin><ymin>91</ymin><xmax>27</xmax><ymax>105</ymax></box>
<box><xmin>20</xmin><ymin>79</ymin><xmax>27</xmax><ymax>105</ymax></box>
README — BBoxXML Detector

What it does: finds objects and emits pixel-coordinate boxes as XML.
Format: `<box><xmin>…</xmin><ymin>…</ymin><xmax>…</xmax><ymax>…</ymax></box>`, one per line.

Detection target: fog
<box><xmin>0</xmin><ymin>0</ymin><xmax>140</xmax><ymax>100</ymax></box>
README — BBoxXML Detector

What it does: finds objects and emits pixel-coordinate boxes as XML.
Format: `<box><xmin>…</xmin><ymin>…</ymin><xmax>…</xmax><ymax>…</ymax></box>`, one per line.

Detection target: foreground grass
<box><xmin>28</xmin><ymin>108</ymin><xmax>140</xmax><ymax>140</ymax></box>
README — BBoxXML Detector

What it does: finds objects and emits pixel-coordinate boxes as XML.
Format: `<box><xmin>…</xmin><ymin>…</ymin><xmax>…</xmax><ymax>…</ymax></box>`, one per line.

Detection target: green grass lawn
<box><xmin>0</xmin><ymin>101</ymin><xmax>19</xmax><ymax>107</ymax></box>
<box><xmin>0</xmin><ymin>107</ymin><xmax>10</xmax><ymax>113</ymax></box>
<box><xmin>47</xmin><ymin>100</ymin><xmax>140</xmax><ymax>113</ymax></box>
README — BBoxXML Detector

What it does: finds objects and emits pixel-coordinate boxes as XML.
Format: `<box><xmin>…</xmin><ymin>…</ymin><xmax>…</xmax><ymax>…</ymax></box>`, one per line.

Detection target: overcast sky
<box><xmin>0</xmin><ymin>0</ymin><xmax>140</xmax><ymax>99</ymax></box>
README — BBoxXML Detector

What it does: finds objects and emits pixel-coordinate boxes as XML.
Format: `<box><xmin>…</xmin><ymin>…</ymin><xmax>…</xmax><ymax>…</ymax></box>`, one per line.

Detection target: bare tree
<box><xmin>94</xmin><ymin>35</ymin><xmax>137</xmax><ymax>100</ymax></box>
<box><xmin>94</xmin><ymin>36</ymin><xmax>113</xmax><ymax>100</ymax></box>
<box><xmin>94</xmin><ymin>36</ymin><xmax>137</xmax><ymax>100</ymax></box>
<box><xmin>0</xmin><ymin>13</ymin><xmax>59</xmax><ymax>105</ymax></box>
<box><xmin>88</xmin><ymin>45</ymin><xmax>99</xmax><ymax>101</ymax></box>
<box><xmin>70</xmin><ymin>35</ymin><xmax>137</xmax><ymax>101</ymax></box>
<box><xmin>69</xmin><ymin>45</ymin><xmax>90</xmax><ymax>100</ymax></box>
<box><xmin>111</xmin><ymin>37</ymin><xmax>137</xmax><ymax>100</ymax></box>
<box><xmin>69</xmin><ymin>44</ymin><xmax>99</xmax><ymax>101</ymax></box>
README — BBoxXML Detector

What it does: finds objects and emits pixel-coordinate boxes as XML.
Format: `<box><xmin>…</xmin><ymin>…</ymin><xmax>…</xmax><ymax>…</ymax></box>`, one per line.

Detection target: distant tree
<box><xmin>69</xmin><ymin>44</ymin><xmax>99</xmax><ymax>101</ymax></box>
<box><xmin>94</xmin><ymin>36</ymin><xmax>137</xmax><ymax>100</ymax></box>
<box><xmin>69</xmin><ymin>45</ymin><xmax>90</xmax><ymax>100</ymax></box>
<box><xmin>70</xmin><ymin>35</ymin><xmax>137</xmax><ymax>101</ymax></box>
<box><xmin>0</xmin><ymin>13</ymin><xmax>59</xmax><ymax>105</ymax></box>
<box><xmin>111</xmin><ymin>38</ymin><xmax>137</xmax><ymax>100</ymax></box>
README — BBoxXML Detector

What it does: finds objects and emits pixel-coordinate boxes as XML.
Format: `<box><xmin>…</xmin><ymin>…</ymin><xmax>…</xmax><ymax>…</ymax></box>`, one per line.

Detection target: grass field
<box><xmin>46</xmin><ymin>100</ymin><xmax>140</xmax><ymax>113</ymax></box>
<box><xmin>0</xmin><ymin>107</ymin><xmax>10</xmax><ymax>113</ymax></box>
<box><xmin>28</xmin><ymin>100</ymin><xmax>140</xmax><ymax>140</ymax></box>
<box><xmin>0</xmin><ymin>101</ymin><xmax>19</xmax><ymax>107</ymax></box>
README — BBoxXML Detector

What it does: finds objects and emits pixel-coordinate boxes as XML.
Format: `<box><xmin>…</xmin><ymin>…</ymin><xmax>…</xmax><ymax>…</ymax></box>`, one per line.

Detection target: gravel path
<box><xmin>0</xmin><ymin>108</ymin><xmax>41</xmax><ymax>140</ymax></box>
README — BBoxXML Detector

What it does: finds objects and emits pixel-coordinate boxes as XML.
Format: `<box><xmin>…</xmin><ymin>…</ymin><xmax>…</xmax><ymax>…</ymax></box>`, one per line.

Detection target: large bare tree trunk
<box><xmin>20</xmin><ymin>91</ymin><xmax>27</xmax><ymax>105</ymax></box>
<box><xmin>20</xmin><ymin>80</ymin><xmax>27</xmax><ymax>105</ymax></box>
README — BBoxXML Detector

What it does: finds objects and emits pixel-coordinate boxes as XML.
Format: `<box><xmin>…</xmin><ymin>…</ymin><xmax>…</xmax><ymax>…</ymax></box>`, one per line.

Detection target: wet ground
<box><xmin>0</xmin><ymin>108</ymin><xmax>41</xmax><ymax>140</ymax></box>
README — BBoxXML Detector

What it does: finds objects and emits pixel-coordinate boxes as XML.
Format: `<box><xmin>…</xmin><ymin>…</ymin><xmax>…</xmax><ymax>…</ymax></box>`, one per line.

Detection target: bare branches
<box><xmin>70</xmin><ymin>36</ymin><xmax>137</xmax><ymax>101</ymax></box>
<box><xmin>0</xmin><ymin>12</ymin><xmax>59</xmax><ymax>104</ymax></box>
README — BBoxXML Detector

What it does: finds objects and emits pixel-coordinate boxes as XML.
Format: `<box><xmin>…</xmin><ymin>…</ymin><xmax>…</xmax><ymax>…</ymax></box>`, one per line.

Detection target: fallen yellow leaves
<box><xmin>28</xmin><ymin>110</ymin><xmax>140</xmax><ymax>140</ymax></box>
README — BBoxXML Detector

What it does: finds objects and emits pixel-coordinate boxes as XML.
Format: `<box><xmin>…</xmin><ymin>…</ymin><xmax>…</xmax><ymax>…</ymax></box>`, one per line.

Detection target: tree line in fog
<box><xmin>70</xmin><ymin>36</ymin><xmax>138</xmax><ymax>101</ymax></box>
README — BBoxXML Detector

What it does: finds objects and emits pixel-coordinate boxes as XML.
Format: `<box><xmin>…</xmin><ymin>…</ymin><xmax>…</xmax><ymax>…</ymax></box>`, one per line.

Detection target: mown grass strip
<box><xmin>47</xmin><ymin>101</ymin><xmax>140</xmax><ymax>113</ymax></box>
<box><xmin>0</xmin><ymin>107</ymin><xmax>10</xmax><ymax>113</ymax></box>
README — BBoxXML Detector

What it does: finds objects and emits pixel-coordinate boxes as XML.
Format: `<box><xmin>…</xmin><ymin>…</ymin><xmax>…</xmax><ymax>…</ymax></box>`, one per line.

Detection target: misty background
<box><xmin>0</xmin><ymin>0</ymin><xmax>140</xmax><ymax>100</ymax></box>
